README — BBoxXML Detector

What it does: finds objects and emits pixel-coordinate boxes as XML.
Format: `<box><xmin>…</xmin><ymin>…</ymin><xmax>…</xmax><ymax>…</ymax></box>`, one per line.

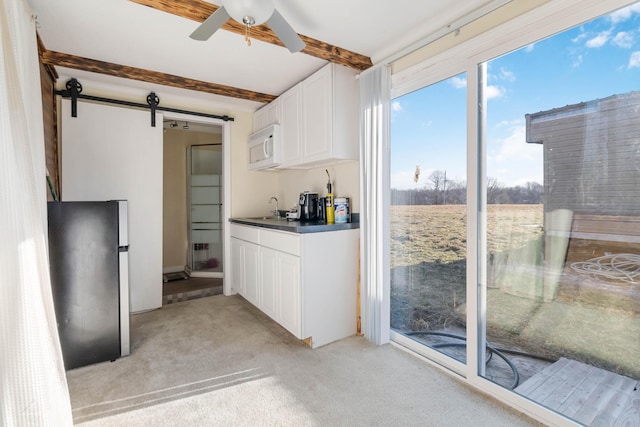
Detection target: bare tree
<box><xmin>428</xmin><ymin>170</ymin><xmax>446</xmax><ymax>205</ymax></box>
<box><xmin>446</xmin><ymin>179</ymin><xmax>467</xmax><ymax>204</ymax></box>
<box><xmin>487</xmin><ymin>177</ymin><xmax>502</xmax><ymax>204</ymax></box>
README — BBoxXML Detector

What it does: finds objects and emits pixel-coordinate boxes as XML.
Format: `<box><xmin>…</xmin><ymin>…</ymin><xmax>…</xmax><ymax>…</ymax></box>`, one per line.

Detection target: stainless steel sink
<box><xmin>246</xmin><ymin>216</ymin><xmax>286</xmax><ymax>221</ymax></box>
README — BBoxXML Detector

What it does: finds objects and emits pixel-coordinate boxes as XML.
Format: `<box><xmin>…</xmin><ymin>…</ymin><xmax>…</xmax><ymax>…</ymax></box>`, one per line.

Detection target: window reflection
<box><xmin>483</xmin><ymin>4</ymin><xmax>640</xmax><ymax>424</ymax></box>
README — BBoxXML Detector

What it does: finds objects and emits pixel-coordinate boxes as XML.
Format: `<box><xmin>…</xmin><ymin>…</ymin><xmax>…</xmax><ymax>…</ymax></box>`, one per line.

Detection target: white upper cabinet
<box><xmin>253</xmin><ymin>98</ymin><xmax>281</xmax><ymax>132</ymax></box>
<box><xmin>252</xmin><ymin>63</ymin><xmax>359</xmax><ymax>169</ymax></box>
<box><xmin>302</xmin><ymin>65</ymin><xmax>333</xmax><ymax>163</ymax></box>
<box><xmin>300</xmin><ymin>63</ymin><xmax>359</xmax><ymax>167</ymax></box>
<box><xmin>279</xmin><ymin>83</ymin><xmax>303</xmax><ymax>167</ymax></box>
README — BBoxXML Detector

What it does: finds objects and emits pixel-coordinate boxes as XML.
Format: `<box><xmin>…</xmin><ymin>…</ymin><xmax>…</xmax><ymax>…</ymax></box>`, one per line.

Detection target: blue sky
<box><xmin>390</xmin><ymin>2</ymin><xmax>640</xmax><ymax>189</ymax></box>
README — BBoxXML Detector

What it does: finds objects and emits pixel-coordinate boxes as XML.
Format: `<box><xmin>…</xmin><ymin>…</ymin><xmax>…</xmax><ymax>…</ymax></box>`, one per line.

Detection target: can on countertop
<box><xmin>334</xmin><ymin>197</ymin><xmax>349</xmax><ymax>223</ymax></box>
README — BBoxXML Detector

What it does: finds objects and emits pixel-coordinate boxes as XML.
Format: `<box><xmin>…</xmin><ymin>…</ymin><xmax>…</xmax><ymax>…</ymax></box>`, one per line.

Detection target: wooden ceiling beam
<box><xmin>36</xmin><ymin>33</ymin><xmax>58</xmax><ymax>80</ymax></box>
<box><xmin>128</xmin><ymin>0</ymin><xmax>373</xmax><ymax>71</ymax></box>
<box><xmin>40</xmin><ymin>50</ymin><xmax>277</xmax><ymax>104</ymax></box>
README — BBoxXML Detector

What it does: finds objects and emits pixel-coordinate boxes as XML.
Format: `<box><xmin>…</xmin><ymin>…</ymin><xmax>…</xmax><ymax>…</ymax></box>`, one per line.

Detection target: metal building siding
<box><xmin>526</xmin><ymin>91</ymin><xmax>640</xmax><ymax>217</ymax></box>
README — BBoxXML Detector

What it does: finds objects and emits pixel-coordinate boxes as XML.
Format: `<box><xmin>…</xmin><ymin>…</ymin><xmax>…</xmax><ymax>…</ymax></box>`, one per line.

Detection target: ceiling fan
<box><xmin>190</xmin><ymin>0</ymin><xmax>306</xmax><ymax>53</ymax></box>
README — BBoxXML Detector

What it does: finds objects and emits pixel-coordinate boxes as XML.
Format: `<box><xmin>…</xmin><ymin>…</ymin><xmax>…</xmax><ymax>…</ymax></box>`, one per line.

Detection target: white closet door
<box><xmin>61</xmin><ymin>99</ymin><xmax>163</xmax><ymax>312</ymax></box>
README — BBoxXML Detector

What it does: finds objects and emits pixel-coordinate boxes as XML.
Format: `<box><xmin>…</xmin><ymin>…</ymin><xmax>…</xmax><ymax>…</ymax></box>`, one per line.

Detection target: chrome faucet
<box><xmin>269</xmin><ymin>196</ymin><xmax>279</xmax><ymax>217</ymax></box>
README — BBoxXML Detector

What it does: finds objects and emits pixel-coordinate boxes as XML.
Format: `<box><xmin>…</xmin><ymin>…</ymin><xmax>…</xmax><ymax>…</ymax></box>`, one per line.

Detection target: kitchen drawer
<box><xmin>230</xmin><ymin>223</ymin><xmax>260</xmax><ymax>244</ymax></box>
<box><xmin>259</xmin><ymin>229</ymin><xmax>300</xmax><ymax>256</ymax></box>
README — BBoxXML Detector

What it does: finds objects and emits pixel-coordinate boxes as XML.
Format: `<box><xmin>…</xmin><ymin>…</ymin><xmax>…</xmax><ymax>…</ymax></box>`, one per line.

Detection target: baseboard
<box><xmin>163</xmin><ymin>265</ymin><xmax>187</xmax><ymax>274</ymax></box>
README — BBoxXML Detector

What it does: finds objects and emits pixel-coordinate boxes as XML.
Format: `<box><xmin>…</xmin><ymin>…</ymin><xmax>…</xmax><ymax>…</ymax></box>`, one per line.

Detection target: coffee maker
<box><xmin>298</xmin><ymin>191</ymin><xmax>319</xmax><ymax>221</ymax></box>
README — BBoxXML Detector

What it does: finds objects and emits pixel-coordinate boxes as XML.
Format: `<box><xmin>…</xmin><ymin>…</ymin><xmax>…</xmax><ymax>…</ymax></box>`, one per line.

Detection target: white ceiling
<box><xmin>29</xmin><ymin>0</ymin><xmax>491</xmax><ymax>112</ymax></box>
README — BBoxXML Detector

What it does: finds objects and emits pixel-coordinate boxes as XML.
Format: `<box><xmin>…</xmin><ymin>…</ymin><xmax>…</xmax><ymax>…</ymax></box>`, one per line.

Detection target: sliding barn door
<box><xmin>60</xmin><ymin>99</ymin><xmax>163</xmax><ymax>312</ymax></box>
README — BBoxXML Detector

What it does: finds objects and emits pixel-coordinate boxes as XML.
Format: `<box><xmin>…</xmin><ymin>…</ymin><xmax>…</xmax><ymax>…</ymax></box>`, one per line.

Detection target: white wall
<box><xmin>60</xmin><ymin>99</ymin><xmax>163</xmax><ymax>312</ymax></box>
<box><xmin>229</xmin><ymin>112</ymin><xmax>279</xmax><ymax>217</ymax></box>
<box><xmin>275</xmin><ymin>162</ymin><xmax>360</xmax><ymax>214</ymax></box>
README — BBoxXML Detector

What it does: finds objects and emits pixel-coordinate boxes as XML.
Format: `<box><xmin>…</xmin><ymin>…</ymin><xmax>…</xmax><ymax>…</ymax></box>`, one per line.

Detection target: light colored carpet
<box><xmin>67</xmin><ymin>295</ymin><xmax>540</xmax><ymax>426</ymax></box>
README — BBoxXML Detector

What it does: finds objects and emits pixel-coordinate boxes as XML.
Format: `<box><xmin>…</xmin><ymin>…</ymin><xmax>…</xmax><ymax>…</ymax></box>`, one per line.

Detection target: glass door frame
<box><xmin>162</xmin><ymin>112</ymin><xmax>232</xmax><ymax>294</ymax></box>
<box><xmin>386</xmin><ymin>1</ymin><xmax>635</xmax><ymax>425</ymax></box>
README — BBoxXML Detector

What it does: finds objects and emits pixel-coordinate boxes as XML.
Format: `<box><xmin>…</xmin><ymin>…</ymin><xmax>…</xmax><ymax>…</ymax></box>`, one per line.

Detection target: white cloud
<box><xmin>499</xmin><ymin>68</ymin><xmax>516</xmax><ymax>82</ymax></box>
<box><xmin>586</xmin><ymin>30</ymin><xmax>611</xmax><ymax>48</ymax></box>
<box><xmin>392</xmin><ymin>101</ymin><xmax>403</xmax><ymax>112</ymax></box>
<box><xmin>450</xmin><ymin>76</ymin><xmax>467</xmax><ymax>89</ymax></box>
<box><xmin>496</xmin><ymin>119</ymin><xmax>523</xmax><ymax>129</ymax></box>
<box><xmin>608</xmin><ymin>3</ymin><xmax>640</xmax><ymax>24</ymax></box>
<box><xmin>612</xmin><ymin>31</ymin><xmax>634</xmax><ymax>48</ymax></box>
<box><xmin>524</xmin><ymin>43</ymin><xmax>535</xmax><ymax>53</ymax></box>
<box><xmin>628</xmin><ymin>51</ymin><xmax>640</xmax><ymax>69</ymax></box>
<box><xmin>488</xmin><ymin>125</ymin><xmax>543</xmax><ymax>186</ymax></box>
<box><xmin>494</xmin><ymin>126</ymin><xmax>526</xmax><ymax>163</ymax></box>
<box><xmin>485</xmin><ymin>85</ymin><xmax>505</xmax><ymax>100</ymax></box>
<box><xmin>572</xmin><ymin>32</ymin><xmax>588</xmax><ymax>43</ymax></box>
<box><xmin>573</xmin><ymin>54</ymin><xmax>583</xmax><ymax>68</ymax></box>
<box><xmin>494</xmin><ymin>125</ymin><xmax>543</xmax><ymax>164</ymax></box>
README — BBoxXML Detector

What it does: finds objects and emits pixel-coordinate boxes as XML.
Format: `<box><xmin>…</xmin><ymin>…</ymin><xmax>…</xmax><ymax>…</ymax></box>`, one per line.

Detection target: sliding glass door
<box><xmin>389</xmin><ymin>2</ymin><xmax>640</xmax><ymax>424</ymax></box>
<box><xmin>390</xmin><ymin>73</ymin><xmax>468</xmax><ymax>367</ymax></box>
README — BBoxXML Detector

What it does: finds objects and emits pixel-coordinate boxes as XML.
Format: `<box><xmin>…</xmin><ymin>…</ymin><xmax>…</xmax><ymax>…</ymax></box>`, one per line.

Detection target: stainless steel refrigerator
<box><xmin>47</xmin><ymin>200</ymin><xmax>130</xmax><ymax>370</ymax></box>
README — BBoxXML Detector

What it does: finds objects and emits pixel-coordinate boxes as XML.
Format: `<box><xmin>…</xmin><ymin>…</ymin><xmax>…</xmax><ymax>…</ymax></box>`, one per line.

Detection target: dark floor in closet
<box><xmin>162</xmin><ymin>277</ymin><xmax>223</xmax><ymax>305</ymax></box>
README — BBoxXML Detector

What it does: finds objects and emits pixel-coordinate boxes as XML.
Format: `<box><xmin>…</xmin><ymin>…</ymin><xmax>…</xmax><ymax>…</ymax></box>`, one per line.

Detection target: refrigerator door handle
<box><xmin>119</xmin><ymin>250</ymin><xmax>130</xmax><ymax>357</ymax></box>
<box><xmin>117</xmin><ymin>200</ymin><xmax>129</xmax><ymax>247</ymax></box>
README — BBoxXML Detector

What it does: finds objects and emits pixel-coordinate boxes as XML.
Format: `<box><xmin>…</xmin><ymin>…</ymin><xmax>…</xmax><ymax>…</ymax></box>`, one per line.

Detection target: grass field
<box><xmin>390</xmin><ymin>204</ymin><xmax>640</xmax><ymax>379</ymax></box>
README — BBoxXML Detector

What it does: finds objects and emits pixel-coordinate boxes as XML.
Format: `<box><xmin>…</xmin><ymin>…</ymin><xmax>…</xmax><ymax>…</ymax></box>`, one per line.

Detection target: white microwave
<box><xmin>248</xmin><ymin>124</ymin><xmax>281</xmax><ymax>170</ymax></box>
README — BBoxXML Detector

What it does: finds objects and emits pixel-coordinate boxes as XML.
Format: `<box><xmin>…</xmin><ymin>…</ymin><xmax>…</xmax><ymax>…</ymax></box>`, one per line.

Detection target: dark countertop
<box><xmin>229</xmin><ymin>215</ymin><xmax>360</xmax><ymax>234</ymax></box>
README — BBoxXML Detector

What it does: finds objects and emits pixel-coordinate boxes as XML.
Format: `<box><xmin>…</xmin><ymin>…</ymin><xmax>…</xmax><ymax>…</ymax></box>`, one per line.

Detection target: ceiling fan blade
<box><xmin>190</xmin><ymin>6</ymin><xmax>230</xmax><ymax>41</ymax></box>
<box><xmin>267</xmin><ymin>9</ymin><xmax>305</xmax><ymax>53</ymax></box>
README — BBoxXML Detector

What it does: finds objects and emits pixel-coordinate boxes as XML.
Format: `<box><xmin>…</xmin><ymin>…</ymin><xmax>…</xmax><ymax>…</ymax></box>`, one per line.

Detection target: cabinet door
<box><xmin>260</xmin><ymin>247</ymin><xmax>278</xmax><ymax>320</ymax></box>
<box><xmin>302</xmin><ymin>65</ymin><xmax>332</xmax><ymax>162</ymax></box>
<box><xmin>278</xmin><ymin>252</ymin><xmax>301</xmax><ymax>337</ymax></box>
<box><xmin>264</xmin><ymin>101</ymin><xmax>280</xmax><ymax>127</ymax></box>
<box><xmin>279</xmin><ymin>83</ymin><xmax>302</xmax><ymax>167</ymax></box>
<box><xmin>243</xmin><ymin>241</ymin><xmax>260</xmax><ymax>307</ymax></box>
<box><xmin>254</xmin><ymin>100</ymin><xmax>280</xmax><ymax>132</ymax></box>
<box><xmin>253</xmin><ymin>108</ymin><xmax>265</xmax><ymax>132</ymax></box>
<box><xmin>230</xmin><ymin>238</ymin><xmax>245</xmax><ymax>295</ymax></box>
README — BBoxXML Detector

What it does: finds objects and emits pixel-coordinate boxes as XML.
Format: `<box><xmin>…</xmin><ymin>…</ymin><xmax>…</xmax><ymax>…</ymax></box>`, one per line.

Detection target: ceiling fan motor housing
<box><xmin>223</xmin><ymin>0</ymin><xmax>275</xmax><ymax>27</ymax></box>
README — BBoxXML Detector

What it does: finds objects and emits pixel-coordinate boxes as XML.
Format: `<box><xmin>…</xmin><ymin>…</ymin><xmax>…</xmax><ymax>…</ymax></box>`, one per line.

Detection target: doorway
<box><xmin>162</xmin><ymin>117</ymin><xmax>226</xmax><ymax>292</ymax></box>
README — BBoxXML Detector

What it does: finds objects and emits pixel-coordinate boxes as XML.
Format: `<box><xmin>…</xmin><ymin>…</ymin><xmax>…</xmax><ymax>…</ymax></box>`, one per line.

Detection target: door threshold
<box><xmin>190</xmin><ymin>271</ymin><xmax>223</xmax><ymax>278</ymax></box>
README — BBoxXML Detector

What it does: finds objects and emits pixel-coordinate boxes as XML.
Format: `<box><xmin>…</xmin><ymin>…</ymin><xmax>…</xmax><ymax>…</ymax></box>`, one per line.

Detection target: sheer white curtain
<box><xmin>0</xmin><ymin>0</ymin><xmax>73</xmax><ymax>424</ymax></box>
<box><xmin>359</xmin><ymin>66</ymin><xmax>391</xmax><ymax>345</ymax></box>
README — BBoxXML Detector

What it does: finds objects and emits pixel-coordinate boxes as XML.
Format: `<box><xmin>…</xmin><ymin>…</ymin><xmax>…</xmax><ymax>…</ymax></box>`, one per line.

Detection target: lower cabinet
<box><xmin>230</xmin><ymin>224</ymin><xmax>357</xmax><ymax>348</ymax></box>
<box><xmin>243</xmin><ymin>242</ymin><xmax>260</xmax><ymax>308</ymax></box>
<box><xmin>276</xmin><ymin>250</ymin><xmax>301</xmax><ymax>337</ymax></box>
<box><xmin>230</xmin><ymin>237</ymin><xmax>246</xmax><ymax>296</ymax></box>
<box><xmin>260</xmin><ymin>247</ymin><xmax>278</xmax><ymax>321</ymax></box>
<box><xmin>260</xmin><ymin>246</ymin><xmax>301</xmax><ymax>337</ymax></box>
<box><xmin>230</xmin><ymin>236</ymin><xmax>260</xmax><ymax>306</ymax></box>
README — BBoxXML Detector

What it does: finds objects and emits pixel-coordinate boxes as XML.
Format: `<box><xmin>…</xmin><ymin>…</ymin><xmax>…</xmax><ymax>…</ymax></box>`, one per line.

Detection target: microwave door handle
<box><xmin>264</xmin><ymin>136</ymin><xmax>272</xmax><ymax>158</ymax></box>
